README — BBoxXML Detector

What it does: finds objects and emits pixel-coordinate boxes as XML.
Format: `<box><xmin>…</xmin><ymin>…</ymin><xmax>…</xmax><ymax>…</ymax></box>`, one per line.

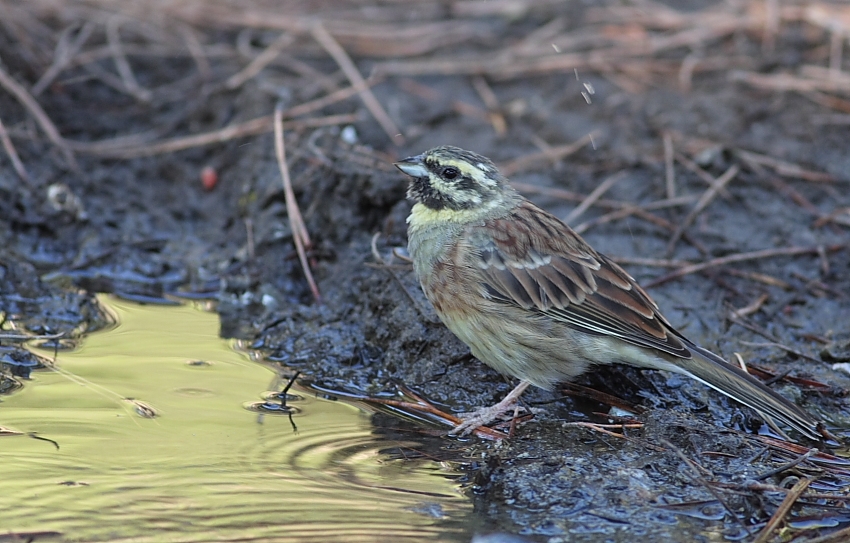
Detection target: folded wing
<box><xmin>472</xmin><ymin>200</ymin><xmax>690</xmax><ymax>359</ymax></box>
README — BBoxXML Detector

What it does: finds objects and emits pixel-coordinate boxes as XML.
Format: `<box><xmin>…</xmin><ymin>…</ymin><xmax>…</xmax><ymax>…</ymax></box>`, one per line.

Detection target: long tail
<box><xmin>673</xmin><ymin>340</ymin><xmax>827</xmax><ymax>441</ymax></box>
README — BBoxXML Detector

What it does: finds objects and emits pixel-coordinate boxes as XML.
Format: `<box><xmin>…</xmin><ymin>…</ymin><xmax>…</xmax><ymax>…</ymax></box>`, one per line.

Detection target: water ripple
<box><xmin>1</xmin><ymin>295</ymin><xmax>473</xmax><ymax>542</ymax></box>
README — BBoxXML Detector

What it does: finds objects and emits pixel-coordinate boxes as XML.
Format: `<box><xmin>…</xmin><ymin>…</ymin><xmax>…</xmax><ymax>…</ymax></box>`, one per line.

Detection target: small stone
<box><xmin>821</xmin><ymin>338</ymin><xmax>850</xmax><ymax>362</ymax></box>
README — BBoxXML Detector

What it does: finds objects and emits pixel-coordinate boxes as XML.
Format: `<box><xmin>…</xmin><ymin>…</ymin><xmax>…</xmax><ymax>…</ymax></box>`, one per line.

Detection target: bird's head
<box><xmin>395</xmin><ymin>146</ymin><xmax>514</xmax><ymax>214</ymax></box>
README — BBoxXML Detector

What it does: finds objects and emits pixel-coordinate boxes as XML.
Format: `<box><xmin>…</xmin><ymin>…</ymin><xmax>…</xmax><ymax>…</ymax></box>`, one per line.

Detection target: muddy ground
<box><xmin>2</xmin><ymin>0</ymin><xmax>850</xmax><ymax>541</ymax></box>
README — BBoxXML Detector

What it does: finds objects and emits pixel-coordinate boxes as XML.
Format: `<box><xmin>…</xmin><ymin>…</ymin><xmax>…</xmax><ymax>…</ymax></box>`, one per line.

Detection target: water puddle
<box><xmin>1</xmin><ymin>295</ymin><xmax>474</xmax><ymax>542</ymax></box>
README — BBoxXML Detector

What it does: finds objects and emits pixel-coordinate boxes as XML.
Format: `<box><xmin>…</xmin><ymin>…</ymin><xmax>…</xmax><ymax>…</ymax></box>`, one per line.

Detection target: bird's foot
<box><xmin>452</xmin><ymin>404</ymin><xmax>527</xmax><ymax>436</ymax></box>
<box><xmin>450</xmin><ymin>380</ymin><xmax>533</xmax><ymax>436</ymax></box>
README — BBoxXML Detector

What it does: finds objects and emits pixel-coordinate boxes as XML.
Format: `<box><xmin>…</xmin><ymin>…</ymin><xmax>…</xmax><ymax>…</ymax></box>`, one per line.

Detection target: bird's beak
<box><xmin>394</xmin><ymin>155</ymin><xmax>428</xmax><ymax>178</ymax></box>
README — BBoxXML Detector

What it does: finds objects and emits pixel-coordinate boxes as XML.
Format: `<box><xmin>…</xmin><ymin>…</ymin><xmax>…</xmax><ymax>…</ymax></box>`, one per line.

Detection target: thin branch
<box><xmin>755</xmin><ymin>448</ymin><xmax>818</xmax><ymax>481</ymax></box>
<box><xmin>660</xmin><ymin>438</ymin><xmax>752</xmax><ymax>537</ymax></box>
<box><xmin>762</xmin><ymin>0</ymin><xmax>780</xmax><ymax>54</ymax></box>
<box><xmin>736</xmin><ymin>148</ymin><xmax>836</xmax><ymax>183</ymax></box>
<box><xmin>32</xmin><ymin>21</ymin><xmax>95</xmax><ymax>96</ymax></box>
<box><xmin>67</xmin><ymin>112</ymin><xmax>357</xmax><ymax>158</ymax></box>
<box><xmin>286</xmin><ymin>78</ymin><xmax>380</xmax><ymax>118</ymax></box>
<box><xmin>729</xmin><ymin>293</ymin><xmax>769</xmax><ymax>319</ymax></box>
<box><xmin>500</xmin><ymin>131</ymin><xmax>599</xmax><ymax>177</ymax></box>
<box><xmin>0</xmin><ymin>114</ymin><xmax>29</xmax><ymax>182</ymax></box>
<box><xmin>612</xmin><ymin>256</ymin><xmax>691</xmax><ymax>268</ymax></box>
<box><xmin>753</xmin><ymin>477</ymin><xmax>812</xmax><ymax>543</ymax></box>
<box><xmin>564</xmin><ymin>171</ymin><xmax>627</xmax><ymax>224</ymax></box>
<box><xmin>738</xmin><ymin>339</ymin><xmax>825</xmax><ymax>366</ymax></box>
<box><xmin>562</xmin><ymin>421</ymin><xmax>656</xmax><ymax>448</ymax></box>
<box><xmin>795</xmin><ymin>525</ymin><xmax>850</xmax><ymax>543</ymax></box>
<box><xmin>471</xmin><ymin>75</ymin><xmax>507</xmax><ymax>136</ymax></box>
<box><xmin>814</xmin><ymin>207</ymin><xmax>850</xmax><ymax>229</ymax></box>
<box><xmin>674</xmin><ymin>151</ymin><xmax>732</xmax><ymax>198</ymax></box>
<box><xmin>724</xmin><ymin>269</ymin><xmax>791</xmax><ymax>289</ymax></box>
<box><xmin>178</xmin><ymin>25</ymin><xmax>212</xmax><ymax>82</ymax></box>
<box><xmin>572</xmin><ymin>195</ymin><xmax>698</xmax><ymax>234</ymax></box>
<box><xmin>225</xmin><ymin>31</ymin><xmax>296</xmax><ymax>90</ymax></box>
<box><xmin>731</xmin><ymin>69</ymin><xmax>850</xmax><ymax>96</ymax></box>
<box><xmin>663</xmin><ymin>132</ymin><xmax>675</xmax><ymax>199</ymax></box>
<box><xmin>0</xmin><ymin>55</ymin><xmax>77</xmax><ymax>170</ymax></box>
<box><xmin>305</xmin><ymin>382</ymin><xmax>509</xmax><ymax>440</ymax></box>
<box><xmin>728</xmin><ymin>314</ymin><xmax>808</xmax><ymax>352</ymax></box>
<box><xmin>397</xmin><ymin>77</ymin><xmax>491</xmax><ymax>122</ymax></box>
<box><xmin>106</xmin><ymin>16</ymin><xmax>152</xmax><ymax>102</ymax></box>
<box><xmin>311</xmin><ymin>23</ymin><xmax>403</xmax><ymax>145</ymax></box>
<box><xmin>665</xmin><ymin>163</ymin><xmax>739</xmax><ymax>257</ymax></box>
<box><xmin>273</xmin><ymin>104</ymin><xmax>320</xmax><ymax>303</ymax></box>
<box><xmin>646</xmin><ymin>244</ymin><xmax>846</xmax><ymax>288</ymax></box>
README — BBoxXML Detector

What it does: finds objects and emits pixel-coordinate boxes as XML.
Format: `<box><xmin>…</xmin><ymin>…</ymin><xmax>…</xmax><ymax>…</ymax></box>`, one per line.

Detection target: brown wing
<box><xmin>469</xmin><ymin>200</ymin><xmax>691</xmax><ymax>359</ymax></box>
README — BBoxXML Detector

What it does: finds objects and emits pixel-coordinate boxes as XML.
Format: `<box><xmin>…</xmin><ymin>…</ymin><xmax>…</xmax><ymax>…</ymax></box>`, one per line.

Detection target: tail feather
<box><xmin>674</xmin><ymin>340</ymin><xmax>825</xmax><ymax>441</ymax></box>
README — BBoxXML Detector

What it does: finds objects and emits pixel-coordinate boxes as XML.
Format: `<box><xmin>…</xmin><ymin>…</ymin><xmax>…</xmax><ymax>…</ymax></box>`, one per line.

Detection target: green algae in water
<box><xmin>1</xmin><ymin>295</ymin><xmax>472</xmax><ymax>542</ymax></box>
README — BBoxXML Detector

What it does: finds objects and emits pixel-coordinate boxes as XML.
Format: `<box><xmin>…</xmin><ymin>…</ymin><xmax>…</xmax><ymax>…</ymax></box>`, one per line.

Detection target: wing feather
<box><xmin>471</xmin><ymin>200</ymin><xmax>690</xmax><ymax>359</ymax></box>
<box><xmin>535</xmin><ymin>265</ymin><xmax>575</xmax><ymax>307</ymax></box>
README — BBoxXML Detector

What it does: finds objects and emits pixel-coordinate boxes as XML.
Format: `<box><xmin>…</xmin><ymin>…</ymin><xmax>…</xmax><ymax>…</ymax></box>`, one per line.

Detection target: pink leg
<box><xmin>451</xmin><ymin>380</ymin><xmax>532</xmax><ymax>436</ymax></box>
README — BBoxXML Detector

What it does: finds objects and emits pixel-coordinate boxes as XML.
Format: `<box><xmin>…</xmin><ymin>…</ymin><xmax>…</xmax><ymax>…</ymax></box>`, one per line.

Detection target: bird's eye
<box><xmin>441</xmin><ymin>167</ymin><xmax>459</xmax><ymax>180</ymax></box>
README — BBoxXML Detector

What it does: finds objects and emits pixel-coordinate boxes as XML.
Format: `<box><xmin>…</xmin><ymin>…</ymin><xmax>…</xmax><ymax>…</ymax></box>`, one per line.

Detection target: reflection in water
<box><xmin>1</xmin><ymin>295</ymin><xmax>473</xmax><ymax>542</ymax></box>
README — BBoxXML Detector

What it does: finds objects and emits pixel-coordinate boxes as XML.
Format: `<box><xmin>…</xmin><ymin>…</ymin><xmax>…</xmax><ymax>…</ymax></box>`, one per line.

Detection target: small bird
<box><xmin>395</xmin><ymin>145</ymin><xmax>827</xmax><ymax>441</ymax></box>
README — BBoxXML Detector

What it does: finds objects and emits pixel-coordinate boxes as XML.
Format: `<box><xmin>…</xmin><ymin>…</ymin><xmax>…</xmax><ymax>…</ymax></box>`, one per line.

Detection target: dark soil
<box><xmin>2</xmin><ymin>1</ymin><xmax>850</xmax><ymax>540</ymax></box>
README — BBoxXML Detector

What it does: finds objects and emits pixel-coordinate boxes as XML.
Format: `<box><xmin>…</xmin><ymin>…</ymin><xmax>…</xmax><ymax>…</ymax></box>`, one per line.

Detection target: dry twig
<box><xmin>753</xmin><ymin>477</ymin><xmax>812</xmax><ymax>543</ymax></box>
<box><xmin>724</xmin><ymin>269</ymin><xmax>791</xmax><ymax>289</ymax></box>
<box><xmin>664</xmin><ymin>164</ymin><xmax>739</xmax><ymax>257</ymax></box>
<box><xmin>66</xmin><ymin>112</ymin><xmax>357</xmax><ymax>158</ymax></box>
<box><xmin>572</xmin><ymin>195</ymin><xmax>697</xmax><ymax>234</ymax></box>
<box><xmin>564</xmin><ymin>171</ymin><xmax>627</xmax><ymax>224</ymax></box>
<box><xmin>273</xmin><ymin>103</ymin><xmax>320</xmax><ymax>303</ymax></box>
<box><xmin>661</xmin><ymin>438</ymin><xmax>752</xmax><ymax>536</ymax></box>
<box><xmin>612</xmin><ymin>256</ymin><xmax>690</xmax><ymax>268</ymax></box>
<box><xmin>729</xmin><ymin>293</ymin><xmax>769</xmax><ymax>320</ymax></box>
<box><xmin>730</xmin><ymin>316</ymin><xmax>827</xmax><ymax>366</ymax></box>
<box><xmin>736</xmin><ymin>149</ymin><xmax>835</xmax><ymax>183</ymax></box>
<box><xmin>304</xmin><ymin>382</ymin><xmax>509</xmax><ymax>440</ymax></box>
<box><xmin>106</xmin><ymin>16</ymin><xmax>152</xmax><ymax>102</ymax></box>
<box><xmin>311</xmin><ymin>23</ymin><xmax>403</xmax><ymax>145</ymax></box>
<box><xmin>663</xmin><ymin>132</ymin><xmax>675</xmax><ymax>199</ymax></box>
<box><xmin>674</xmin><ymin>152</ymin><xmax>732</xmax><ymax>199</ymax></box>
<box><xmin>562</xmin><ymin>421</ymin><xmax>655</xmax><ymax>448</ymax></box>
<box><xmin>32</xmin><ymin>21</ymin><xmax>95</xmax><ymax>96</ymax></box>
<box><xmin>471</xmin><ymin>75</ymin><xmax>507</xmax><ymax>136</ymax></box>
<box><xmin>0</xmin><ymin>55</ymin><xmax>77</xmax><ymax>170</ymax></box>
<box><xmin>225</xmin><ymin>31</ymin><xmax>295</xmax><ymax>90</ymax></box>
<box><xmin>793</xmin><ymin>525</ymin><xmax>850</xmax><ymax>543</ymax></box>
<box><xmin>0</xmin><ymin>114</ymin><xmax>29</xmax><ymax>182</ymax></box>
<box><xmin>814</xmin><ymin>207</ymin><xmax>850</xmax><ymax>229</ymax></box>
<box><xmin>397</xmin><ymin>78</ymin><xmax>491</xmax><ymax>123</ymax></box>
<box><xmin>500</xmin><ymin>131</ymin><xmax>599</xmax><ymax>177</ymax></box>
<box><xmin>731</xmin><ymin>70</ymin><xmax>850</xmax><ymax>95</ymax></box>
<box><xmin>646</xmin><ymin>244</ymin><xmax>846</xmax><ymax>288</ymax></box>
<box><xmin>178</xmin><ymin>24</ymin><xmax>212</xmax><ymax>82</ymax></box>
<box><xmin>755</xmin><ymin>449</ymin><xmax>818</xmax><ymax>482</ymax></box>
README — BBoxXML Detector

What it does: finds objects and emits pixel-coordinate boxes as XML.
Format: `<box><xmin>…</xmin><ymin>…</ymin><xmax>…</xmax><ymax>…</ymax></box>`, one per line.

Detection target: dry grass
<box><xmin>1</xmin><ymin>0</ymin><xmax>847</xmax><ymax>167</ymax></box>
